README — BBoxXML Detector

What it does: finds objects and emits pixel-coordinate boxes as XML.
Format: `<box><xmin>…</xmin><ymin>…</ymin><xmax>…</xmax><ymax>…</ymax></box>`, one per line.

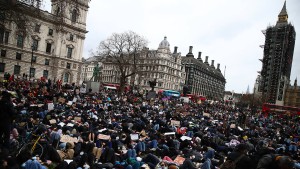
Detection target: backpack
<box><xmin>220</xmin><ymin>154</ymin><xmax>244</xmax><ymax>169</ymax></box>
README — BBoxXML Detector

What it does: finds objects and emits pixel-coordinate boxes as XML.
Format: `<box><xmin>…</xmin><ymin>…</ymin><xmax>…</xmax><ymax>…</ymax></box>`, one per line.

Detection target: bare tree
<box><xmin>96</xmin><ymin>31</ymin><xmax>148</xmax><ymax>93</ymax></box>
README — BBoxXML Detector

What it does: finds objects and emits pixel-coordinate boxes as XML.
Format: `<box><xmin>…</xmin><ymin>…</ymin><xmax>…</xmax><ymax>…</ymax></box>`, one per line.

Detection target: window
<box><xmin>45</xmin><ymin>59</ymin><xmax>50</xmax><ymax>65</ymax></box>
<box><xmin>17</xmin><ymin>34</ymin><xmax>24</xmax><ymax>47</ymax></box>
<box><xmin>48</xmin><ymin>29</ymin><xmax>53</xmax><ymax>36</ymax></box>
<box><xmin>32</xmin><ymin>39</ymin><xmax>38</xmax><ymax>51</ymax></box>
<box><xmin>43</xmin><ymin>70</ymin><xmax>48</xmax><ymax>78</ymax></box>
<box><xmin>69</xmin><ymin>34</ymin><xmax>74</xmax><ymax>41</ymax></box>
<box><xmin>56</xmin><ymin>7</ymin><xmax>60</xmax><ymax>16</ymax></box>
<box><xmin>16</xmin><ymin>52</ymin><xmax>22</xmax><ymax>60</ymax></box>
<box><xmin>64</xmin><ymin>73</ymin><xmax>70</xmax><ymax>83</ymax></box>
<box><xmin>0</xmin><ymin>63</ymin><xmax>5</xmax><ymax>72</ymax></box>
<box><xmin>31</xmin><ymin>56</ymin><xmax>37</xmax><ymax>63</ymax></box>
<box><xmin>34</xmin><ymin>24</ymin><xmax>40</xmax><ymax>32</ymax></box>
<box><xmin>29</xmin><ymin>68</ymin><xmax>35</xmax><ymax>78</ymax></box>
<box><xmin>66</xmin><ymin>63</ymin><xmax>71</xmax><ymax>69</ymax></box>
<box><xmin>46</xmin><ymin>43</ymin><xmax>52</xmax><ymax>53</ymax></box>
<box><xmin>67</xmin><ymin>47</ymin><xmax>73</xmax><ymax>58</ymax></box>
<box><xmin>71</xmin><ymin>9</ymin><xmax>77</xmax><ymax>22</ymax></box>
<box><xmin>14</xmin><ymin>65</ymin><xmax>21</xmax><ymax>74</ymax></box>
<box><xmin>73</xmin><ymin>64</ymin><xmax>77</xmax><ymax>69</ymax></box>
<box><xmin>0</xmin><ymin>29</ymin><xmax>9</xmax><ymax>44</ymax></box>
<box><xmin>1</xmin><ymin>49</ymin><xmax>6</xmax><ymax>57</ymax></box>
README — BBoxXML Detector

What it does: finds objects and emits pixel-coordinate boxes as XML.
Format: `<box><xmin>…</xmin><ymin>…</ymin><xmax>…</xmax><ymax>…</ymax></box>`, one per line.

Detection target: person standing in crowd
<box><xmin>0</xmin><ymin>91</ymin><xmax>16</xmax><ymax>149</ymax></box>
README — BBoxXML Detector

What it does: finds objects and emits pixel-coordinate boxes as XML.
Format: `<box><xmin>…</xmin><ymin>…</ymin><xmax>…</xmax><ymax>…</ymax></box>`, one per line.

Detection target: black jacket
<box><xmin>0</xmin><ymin>99</ymin><xmax>16</xmax><ymax>124</ymax></box>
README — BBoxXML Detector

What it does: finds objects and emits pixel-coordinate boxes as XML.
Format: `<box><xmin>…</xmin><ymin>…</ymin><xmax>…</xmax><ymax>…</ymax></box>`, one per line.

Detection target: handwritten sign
<box><xmin>174</xmin><ymin>156</ymin><xmax>185</xmax><ymax>165</ymax></box>
<box><xmin>49</xmin><ymin>119</ymin><xmax>57</xmax><ymax>124</ymax></box>
<box><xmin>60</xmin><ymin>135</ymin><xmax>78</xmax><ymax>143</ymax></box>
<box><xmin>98</xmin><ymin>134</ymin><xmax>111</xmax><ymax>140</ymax></box>
<box><xmin>171</xmin><ymin>120</ymin><xmax>180</xmax><ymax>126</ymax></box>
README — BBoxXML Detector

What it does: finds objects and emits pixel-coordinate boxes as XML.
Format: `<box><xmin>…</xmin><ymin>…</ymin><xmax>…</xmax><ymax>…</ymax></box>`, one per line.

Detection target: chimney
<box><xmin>197</xmin><ymin>52</ymin><xmax>203</xmax><ymax>62</ymax></box>
<box><xmin>189</xmin><ymin>46</ymin><xmax>193</xmax><ymax>53</ymax></box>
<box><xmin>186</xmin><ymin>46</ymin><xmax>194</xmax><ymax>57</ymax></box>
<box><xmin>211</xmin><ymin>60</ymin><xmax>215</xmax><ymax>68</ymax></box>
<box><xmin>204</xmin><ymin>56</ymin><xmax>209</xmax><ymax>65</ymax></box>
<box><xmin>173</xmin><ymin>46</ymin><xmax>178</xmax><ymax>54</ymax></box>
<box><xmin>217</xmin><ymin>63</ymin><xmax>220</xmax><ymax>70</ymax></box>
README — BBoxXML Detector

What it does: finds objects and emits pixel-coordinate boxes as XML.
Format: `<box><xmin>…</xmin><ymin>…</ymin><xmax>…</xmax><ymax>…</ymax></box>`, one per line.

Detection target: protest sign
<box><xmin>203</xmin><ymin>113</ymin><xmax>211</xmax><ymax>117</ymax></box>
<box><xmin>130</xmin><ymin>134</ymin><xmax>139</xmax><ymax>140</ymax></box>
<box><xmin>174</xmin><ymin>156</ymin><xmax>185</xmax><ymax>165</ymax></box>
<box><xmin>180</xmin><ymin>136</ymin><xmax>192</xmax><ymax>141</ymax></box>
<box><xmin>98</xmin><ymin>134</ymin><xmax>111</xmax><ymax>140</ymax></box>
<box><xmin>49</xmin><ymin>119</ymin><xmax>56</xmax><ymax>124</ymax></box>
<box><xmin>60</xmin><ymin>135</ymin><xmax>78</xmax><ymax>143</ymax></box>
<box><xmin>74</xmin><ymin>117</ymin><xmax>81</xmax><ymax>122</ymax></box>
<box><xmin>171</xmin><ymin>120</ymin><xmax>180</xmax><ymax>126</ymax></box>
<box><xmin>48</xmin><ymin>103</ymin><xmax>54</xmax><ymax>111</ymax></box>
<box><xmin>230</xmin><ymin>124</ymin><xmax>236</xmax><ymax>128</ymax></box>
<box><xmin>164</xmin><ymin>132</ymin><xmax>176</xmax><ymax>136</ymax></box>
<box><xmin>80</xmin><ymin>87</ymin><xmax>86</xmax><ymax>93</ymax></box>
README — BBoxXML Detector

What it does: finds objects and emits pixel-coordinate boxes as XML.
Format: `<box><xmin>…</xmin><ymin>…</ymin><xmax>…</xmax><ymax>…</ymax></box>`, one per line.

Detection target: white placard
<box><xmin>164</xmin><ymin>132</ymin><xmax>176</xmax><ymax>136</ymax></box>
<box><xmin>238</xmin><ymin>126</ymin><xmax>244</xmax><ymax>131</ymax></box>
<box><xmin>59</xmin><ymin>122</ymin><xmax>65</xmax><ymax>127</ymax></box>
<box><xmin>48</xmin><ymin>103</ymin><xmax>54</xmax><ymax>111</ymax></box>
<box><xmin>130</xmin><ymin>134</ymin><xmax>139</xmax><ymax>140</ymax></box>
<box><xmin>49</xmin><ymin>119</ymin><xmax>56</xmax><ymax>124</ymax></box>
<box><xmin>67</xmin><ymin>123</ymin><xmax>74</xmax><ymax>127</ymax></box>
<box><xmin>98</xmin><ymin>134</ymin><xmax>111</xmax><ymax>140</ymax></box>
<box><xmin>171</xmin><ymin>120</ymin><xmax>180</xmax><ymax>127</ymax></box>
<box><xmin>67</xmin><ymin>101</ymin><xmax>73</xmax><ymax>106</ymax></box>
<box><xmin>180</xmin><ymin>136</ymin><xmax>192</xmax><ymax>141</ymax></box>
<box><xmin>73</xmin><ymin>97</ymin><xmax>77</xmax><ymax>103</ymax></box>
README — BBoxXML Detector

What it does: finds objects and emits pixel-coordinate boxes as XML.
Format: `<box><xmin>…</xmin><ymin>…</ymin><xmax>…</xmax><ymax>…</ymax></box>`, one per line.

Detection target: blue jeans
<box><xmin>186</xmin><ymin>131</ymin><xmax>194</xmax><ymax>137</ymax></box>
<box><xmin>153</xmin><ymin>124</ymin><xmax>159</xmax><ymax>131</ymax></box>
<box><xmin>127</xmin><ymin>149</ymin><xmax>136</xmax><ymax>159</ymax></box>
<box><xmin>173</xmin><ymin>140</ymin><xmax>180</xmax><ymax>150</ymax></box>
<box><xmin>135</xmin><ymin>142</ymin><xmax>146</xmax><ymax>153</ymax></box>
<box><xmin>148</xmin><ymin>140</ymin><xmax>158</xmax><ymax>149</ymax></box>
<box><xmin>289</xmin><ymin>145</ymin><xmax>297</xmax><ymax>152</ymax></box>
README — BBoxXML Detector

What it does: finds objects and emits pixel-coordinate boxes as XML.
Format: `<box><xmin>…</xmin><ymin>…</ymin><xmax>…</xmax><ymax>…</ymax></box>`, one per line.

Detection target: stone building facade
<box><xmin>182</xmin><ymin>47</ymin><xmax>226</xmax><ymax>100</ymax></box>
<box><xmin>0</xmin><ymin>0</ymin><xmax>89</xmax><ymax>84</ymax></box>
<box><xmin>98</xmin><ymin>37</ymin><xmax>186</xmax><ymax>92</ymax></box>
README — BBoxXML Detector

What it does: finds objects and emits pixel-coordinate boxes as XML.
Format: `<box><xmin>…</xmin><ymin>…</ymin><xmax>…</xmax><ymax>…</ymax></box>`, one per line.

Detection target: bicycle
<box><xmin>17</xmin><ymin>131</ymin><xmax>45</xmax><ymax>157</ymax></box>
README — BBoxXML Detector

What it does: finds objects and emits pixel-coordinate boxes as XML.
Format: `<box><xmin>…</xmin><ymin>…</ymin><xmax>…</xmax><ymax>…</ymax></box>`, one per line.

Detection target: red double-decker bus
<box><xmin>262</xmin><ymin>103</ymin><xmax>300</xmax><ymax>117</ymax></box>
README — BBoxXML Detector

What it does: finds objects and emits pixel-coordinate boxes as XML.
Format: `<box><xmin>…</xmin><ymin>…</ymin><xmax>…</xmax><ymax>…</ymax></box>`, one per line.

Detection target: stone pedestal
<box><xmin>86</xmin><ymin>81</ymin><xmax>100</xmax><ymax>93</ymax></box>
<box><xmin>146</xmin><ymin>91</ymin><xmax>156</xmax><ymax>100</ymax></box>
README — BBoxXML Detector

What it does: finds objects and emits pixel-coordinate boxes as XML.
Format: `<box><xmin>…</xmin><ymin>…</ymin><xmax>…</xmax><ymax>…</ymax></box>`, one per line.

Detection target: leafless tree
<box><xmin>96</xmin><ymin>31</ymin><xmax>148</xmax><ymax>93</ymax></box>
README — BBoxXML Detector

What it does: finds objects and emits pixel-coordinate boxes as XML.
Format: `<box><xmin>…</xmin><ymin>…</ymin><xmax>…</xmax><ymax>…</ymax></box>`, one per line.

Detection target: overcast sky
<box><xmin>44</xmin><ymin>0</ymin><xmax>300</xmax><ymax>93</ymax></box>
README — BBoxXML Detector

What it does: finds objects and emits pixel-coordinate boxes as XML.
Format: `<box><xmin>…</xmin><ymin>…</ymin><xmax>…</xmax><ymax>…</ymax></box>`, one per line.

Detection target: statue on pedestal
<box><xmin>90</xmin><ymin>63</ymin><xmax>100</xmax><ymax>82</ymax></box>
<box><xmin>149</xmin><ymin>79</ymin><xmax>157</xmax><ymax>91</ymax></box>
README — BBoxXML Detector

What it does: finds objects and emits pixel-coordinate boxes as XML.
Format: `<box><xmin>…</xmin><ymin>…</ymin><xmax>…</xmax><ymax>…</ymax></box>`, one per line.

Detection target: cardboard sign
<box><xmin>49</xmin><ymin>119</ymin><xmax>57</xmax><ymax>124</ymax></box>
<box><xmin>203</xmin><ymin>113</ymin><xmax>211</xmax><ymax>117</ymax></box>
<box><xmin>74</xmin><ymin>117</ymin><xmax>81</xmax><ymax>122</ymax></box>
<box><xmin>130</xmin><ymin>134</ymin><xmax>139</xmax><ymax>141</ymax></box>
<box><xmin>174</xmin><ymin>156</ymin><xmax>185</xmax><ymax>165</ymax></box>
<box><xmin>98</xmin><ymin>134</ymin><xmax>111</xmax><ymax>140</ymax></box>
<box><xmin>230</xmin><ymin>124</ymin><xmax>236</xmax><ymax>129</ymax></box>
<box><xmin>48</xmin><ymin>103</ymin><xmax>54</xmax><ymax>111</ymax></box>
<box><xmin>171</xmin><ymin>120</ymin><xmax>180</xmax><ymax>126</ymax></box>
<box><xmin>60</xmin><ymin>135</ymin><xmax>78</xmax><ymax>143</ymax></box>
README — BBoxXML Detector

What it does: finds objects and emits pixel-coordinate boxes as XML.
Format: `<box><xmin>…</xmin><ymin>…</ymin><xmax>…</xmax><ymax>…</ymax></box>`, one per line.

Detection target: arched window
<box><xmin>71</xmin><ymin>9</ymin><xmax>77</xmax><ymax>22</ymax></box>
<box><xmin>64</xmin><ymin>72</ymin><xmax>70</xmax><ymax>83</ymax></box>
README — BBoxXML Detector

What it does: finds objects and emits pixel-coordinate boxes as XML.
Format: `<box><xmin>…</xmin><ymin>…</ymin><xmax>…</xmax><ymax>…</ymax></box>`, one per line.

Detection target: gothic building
<box><xmin>0</xmin><ymin>0</ymin><xmax>89</xmax><ymax>84</ymax></box>
<box><xmin>181</xmin><ymin>47</ymin><xmax>226</xmax><ymax>100</ymax></box>
<box><xmin>258</xmin><ymin>1</ymin><xmax>296</xmax><ymax>105</ymax></box>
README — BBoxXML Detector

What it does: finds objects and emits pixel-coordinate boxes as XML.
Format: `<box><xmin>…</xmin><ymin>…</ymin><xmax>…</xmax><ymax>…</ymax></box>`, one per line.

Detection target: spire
<box><xmin>277</xmin><ymin>0</ymin><xmax>288</xmax><ymax>24</ymax></box>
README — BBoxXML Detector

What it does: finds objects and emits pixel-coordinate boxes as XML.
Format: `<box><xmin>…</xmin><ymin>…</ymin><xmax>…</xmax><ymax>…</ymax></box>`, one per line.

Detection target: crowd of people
<box><xmin>0</xmin><ymin>77</ymin><xmax>299</xmax><ymax>169</ymax></box>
